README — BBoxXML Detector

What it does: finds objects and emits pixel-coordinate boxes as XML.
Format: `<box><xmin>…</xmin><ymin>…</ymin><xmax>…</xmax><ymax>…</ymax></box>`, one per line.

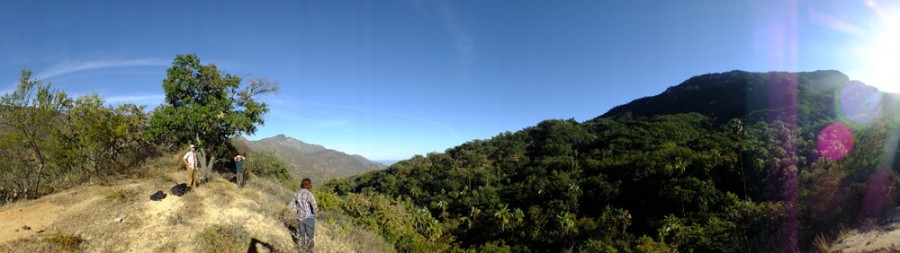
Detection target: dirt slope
<box><xmin>829</xmin><ymin>224</ymin><xmax>900</xmax><ymax>252</ymax></box>
<box><xmin>824</xmin><ymin>207</ymin><xmax>900</xmax><ymax>252</ymax></box>
<box><xmin>0</xmin><ymin>160</ymin><xmax>393</xmax><ymax>253</ymax></box>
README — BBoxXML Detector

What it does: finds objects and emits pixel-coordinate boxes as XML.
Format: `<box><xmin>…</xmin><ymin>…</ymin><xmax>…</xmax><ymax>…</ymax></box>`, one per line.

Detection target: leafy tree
<box><xmin>0</xmin><ymin>69</ymin><xmax>72</xmax><ymax>199</ymax></box>
<box><xmin>493</xmin><ymin>203</ymin><xmax>512</xmax><ymax>232</ymax></box>
<box><xmin>60</xmin><ymin>94</ymin><xmax>150</xmax><ymax>178</ymax></box>
<box><xmin>148</xmin><ymin>54</ymin><xmax>277</xmax><ymax>178</ymax></box>
<box><xmin>243</xmin><ymin>151</ymin><xmax>292</xmax><ymax>182</ymax></box>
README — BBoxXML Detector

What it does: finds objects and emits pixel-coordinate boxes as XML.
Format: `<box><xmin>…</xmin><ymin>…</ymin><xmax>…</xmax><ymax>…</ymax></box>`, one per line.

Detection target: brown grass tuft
<box><xmin>42</xmin><ymin>232</ymin><xmax>85</xmax><ymax>252</ymax></box>
<box><xmin>198</xmin><ymin>223</ymin><xmax>250</xmax><ymax>253</ymax></box>
<box><xmin>813</xmin><ymin>233</ymin><xmax>831</xmax><ymax>253</ymax></box>
<box><xmin>98</xmin><ymin>187</ymin><xmax>136</xmax><ymax>203</ymax></box>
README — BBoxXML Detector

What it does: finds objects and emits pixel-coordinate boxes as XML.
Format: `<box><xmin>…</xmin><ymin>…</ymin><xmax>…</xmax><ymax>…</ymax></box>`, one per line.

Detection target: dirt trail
<box><xmin>0</xmin><ymin>186</ymin><xmax>102</xmax><ymax>245</ymax></box>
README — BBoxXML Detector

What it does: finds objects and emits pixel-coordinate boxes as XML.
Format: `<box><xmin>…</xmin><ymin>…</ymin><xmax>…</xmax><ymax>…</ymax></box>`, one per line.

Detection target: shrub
<box><xmin>99</xmin><ymin>187</ymin><xmax>134</xmax><ymax>203</ymax></box>
<box><xmin>314</xmin><ymin>188</ymin><xmax>342</xmax><ymax>210</ymax></box>
<box><xmin>198</xmin><ymin>224</ymin><xmax>251</xmax><ymax>253</ymax></box>
<box><xmin>635</xmin><ymin>236</ymin><xmax>672</xmax><ymax>253</ymax></box>
<box><xmin>42</xmin><ymin>232</ymin><xmax>84</xmax><ymax>252</ymax></box>
<box><xmin>477</xmin><ymin>241</ymin><xmax>512</xmax><ymax>253</ymax></box>
<box><xmin>246</xmin><ymin>151</ymin><xmax>292</xmax><ymax>182</ymax></box>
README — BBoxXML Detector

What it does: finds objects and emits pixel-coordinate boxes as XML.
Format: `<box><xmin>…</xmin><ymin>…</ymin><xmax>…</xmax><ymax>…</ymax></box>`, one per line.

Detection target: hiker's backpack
<box><xmin>150</xmin><ymin>191</ymin><xmax>167</xmax><ymax>201</ymax></box>
<box><xmin>171</xmin><ymin>183</ymin><xmax>190</xmax><ymax>196</ymax></box>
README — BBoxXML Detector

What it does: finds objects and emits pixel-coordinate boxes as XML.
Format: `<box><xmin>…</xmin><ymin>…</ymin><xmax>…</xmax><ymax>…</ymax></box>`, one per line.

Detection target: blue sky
<box><xmin>2</xmin><ymin>0</ymin><xmax>899</xmax><ymax>160</ymax></box>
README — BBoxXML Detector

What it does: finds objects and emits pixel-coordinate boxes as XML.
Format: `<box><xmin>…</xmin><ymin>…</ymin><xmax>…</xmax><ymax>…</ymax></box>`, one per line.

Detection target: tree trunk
<box><xmin>206</xmin><ymin>154</ymin><xmax>216</xmax><ymax>180</ymax></box>
<box><xmin>197</xmin><ymin>150</ymin><xmax>208</xmax><ymax>182</ymax></box>
<box><xmin>29</xmin><ymin>138</ymin><xmax>46</xmax><ymax>199</ymax></box>
<box><xmin>31</xmin><ymin>162</ymin><xmax>44</xmax><ymax>199</ymax></box>
<box><xmin>740</xmin><ymin>150</ymin><xmax>749</xmax><ymax>200</ymax></box>
<box><xmin>194</xmin><ymin>134</ymin><xmax>209</xmax><ymax>181</ymax></box>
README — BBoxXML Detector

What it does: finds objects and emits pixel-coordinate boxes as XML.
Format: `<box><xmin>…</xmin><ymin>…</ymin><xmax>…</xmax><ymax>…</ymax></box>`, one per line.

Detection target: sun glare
<box><xmin>857</xmin><ymin>8</ymin><xmax>900</xmax><ymax>93</ymax></box>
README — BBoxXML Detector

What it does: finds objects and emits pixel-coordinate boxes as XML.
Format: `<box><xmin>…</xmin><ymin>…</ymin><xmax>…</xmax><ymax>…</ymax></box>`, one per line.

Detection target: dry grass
<box><xmin>315</xmin><ymin>212</ymin><xmax>396</xmax><ymax>253</ymax></box>
<box><xmin>247</xmin><ymin>175</ymin><xmax>293</xmax><ymax>200</ymax></box>
<box><xmin>831</xmin><ymin>222</ymin><xmax>900</xmax><ymax>252</ymax></box>
<box><xmin>98</xmin><ymin>187</ymin><xmax>137</xmax><ymax>203</ymax></box>
<box><xmin>0</xmin><ymin>231</ymin><xmax>86</xmax><ymax>253</ymax></box>
<box><xmin>154</xmin><ymin>241</ymin><xmax>179</xmax><ymax>253</ymax></box>
<box><xmin>43</xmin><ymin>232</ymin><xmax>85</xmax><ymax>252</ymax></box>
<box><xmin>168</xmin><ymin>190</ymin><xmax>205</xmax><ymax>226</ymax></box>
<box><xmin>0</xmin><ymin>151</ymin><xmax>396</xmax><ymax>253</ymax></box>
<box><xmin>131</xmin><ymin>153</ymin><xmax>184</xmax><ymax>184</ymax></box>
<box><xmin>813</xmin><ymin>233</ymin><xmax>831</xmax><ymax>253</ymax></box>
<box><xmin>198</xmin><ymin>223</ymin><xmax>250</xmax><ymax>253</ymax></box>
<box><xmin>246</xmin><ymin>177</ymin><xmax>293</xmax><ymax>218</ymax></box>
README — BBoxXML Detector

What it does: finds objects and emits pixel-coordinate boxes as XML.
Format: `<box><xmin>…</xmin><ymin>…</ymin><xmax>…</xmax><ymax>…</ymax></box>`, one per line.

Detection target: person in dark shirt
<box><xmin>234</xmin><ymin>155</ymin><xmax>246</xmax><ymax>187</ymax></box>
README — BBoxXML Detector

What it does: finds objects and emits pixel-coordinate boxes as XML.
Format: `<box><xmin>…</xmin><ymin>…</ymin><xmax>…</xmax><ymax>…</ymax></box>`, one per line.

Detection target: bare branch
<box><xmin>248</xmin><ymin>77</ymin><xmax>279</xmax><ymax>97</ymax></box>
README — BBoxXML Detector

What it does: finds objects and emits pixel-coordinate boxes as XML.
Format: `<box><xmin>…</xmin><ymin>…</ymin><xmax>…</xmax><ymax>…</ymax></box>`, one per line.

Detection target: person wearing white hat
<box><xmin>182</xmin><ymin>144</ymin><xmax>198</xmax><ymax>187</ymax></box>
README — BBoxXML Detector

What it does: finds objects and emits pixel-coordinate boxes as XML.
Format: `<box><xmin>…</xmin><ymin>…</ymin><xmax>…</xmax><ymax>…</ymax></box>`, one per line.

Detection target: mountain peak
<box><xmin>257</xmin><ymin>135</ymin><xmax>325</xmax><ymax>154</ymax></box>
<box><xmin>233</xmin><ymin>135</ymin><xmax>384</xmax><ymax>182</ymax></box>
<box><xmin>598</xmin><ymin>70</ymin><xmax>858</xmax><ymax>125</ymax></box>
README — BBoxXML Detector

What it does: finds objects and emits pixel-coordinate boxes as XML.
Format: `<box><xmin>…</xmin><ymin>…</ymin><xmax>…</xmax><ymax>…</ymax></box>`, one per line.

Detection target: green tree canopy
<box><xmin>0</xmin><ymin>69</ymin><xmax>72</xmax><ymax>199</ymax></box>
<box><xmin>148</xmin><ymin>54</ymin><xmax>277</xmax><ymax>175</ymax></box>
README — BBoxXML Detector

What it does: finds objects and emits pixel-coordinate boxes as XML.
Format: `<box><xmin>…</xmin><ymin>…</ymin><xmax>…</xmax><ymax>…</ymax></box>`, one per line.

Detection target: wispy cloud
<box><xmin>1</xmin><ymin>58</ymin><xmax>168</xmax><ymax>100</ymax></box>
<box><xmin>35</xmin><ymin>58</ymin><xmax>168</xmax><ymax>80</ymax></box>
<box><xmin>311</xmin><ymin>118</ymin><xmax>351</xmax><ymax>128</ymax></box>
<box><xmin>275</xmin><ymin>99</ymin><xmax>460</xmax><ymax>138</ymax></box>
<box><xmin>105</xmin><ymin>94</ymin><xmax>165</xmax><ymax>105</ymax></box>
<box><xmin>808</xmin><ymin>8</ymin><xmax>868</xmax><ymax>38</ymax></box>
<box><xmin>436</xmin><ymin>1</ymin><xmax>475</xmax><ymax>81</ymax></box>
<box><xmin>268</xmin><ymin>104</ymin><xmax>352</xmax><ymax>130</ymax></box>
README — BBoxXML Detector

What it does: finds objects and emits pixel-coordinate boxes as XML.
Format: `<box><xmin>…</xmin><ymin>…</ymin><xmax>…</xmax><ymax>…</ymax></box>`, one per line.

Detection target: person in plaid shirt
<box><xmin>289</xmin><ymin>178</ymin><xmax>318</xmax><ymax>253</ymax></box>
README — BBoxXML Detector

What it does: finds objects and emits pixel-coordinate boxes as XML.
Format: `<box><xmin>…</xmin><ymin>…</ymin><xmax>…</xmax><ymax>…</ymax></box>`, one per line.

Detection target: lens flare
<box><xmin>860</xmin><ymin>169</ymin><xmax>895</xmax><ymax>225</ymax></box>
<box><xmin>837</xmin><ymin>81</ymin><xmax>882</xmax><ymax>126</ymax></box>
<box><xmin>816</xmin><ymin>122</ymin><xmax>854</xmax><ymax>161</ymax></box>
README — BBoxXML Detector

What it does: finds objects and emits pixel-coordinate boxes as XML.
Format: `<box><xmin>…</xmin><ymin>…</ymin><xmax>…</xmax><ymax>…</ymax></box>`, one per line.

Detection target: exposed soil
<box><xmin>0</xmin><ymin>189</ymin><xmax>101</xmax><ymax>244</ymax></box>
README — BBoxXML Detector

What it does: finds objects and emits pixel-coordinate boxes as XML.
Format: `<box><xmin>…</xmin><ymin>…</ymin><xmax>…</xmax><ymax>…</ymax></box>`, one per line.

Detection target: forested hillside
<box><xmin>324</xmin><ymin>70</ymin><xmax>900</xmax><ymax>252</ymax></box>
<box><xmin>601</xmin><ymin>70</ymin><xmax>856</xmax><ymax>127</ymax></box>
<box><xmin>232</xmin><ymin>135</ymin><xmax>384</xmax><ymax>183</ymax></box>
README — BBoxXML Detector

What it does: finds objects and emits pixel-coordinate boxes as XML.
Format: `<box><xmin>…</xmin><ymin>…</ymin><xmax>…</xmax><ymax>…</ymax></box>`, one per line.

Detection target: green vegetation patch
<box><xmin>42</xmin><ymin>232</ymin><xmax>85</xmax><ymax>252</ymax></box>
<box><xmin>99</xmin><ymin>187</ymin><xmax>135</xmax><ymax>203</ymax></box>
<box><xmin>198</xmin><ymin>223</ymin><xmax>251</xmax><ymax>253</ymax></box>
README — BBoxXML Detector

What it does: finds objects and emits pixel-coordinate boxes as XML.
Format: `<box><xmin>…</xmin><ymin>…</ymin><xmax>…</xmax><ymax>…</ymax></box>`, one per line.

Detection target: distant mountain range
<box><xmin>374</xmin><ymin>160</ymin><xmax>401</xmax><ymax>166</ymax></box>
<box><xmin>232</xmin><ymin>134</ymin><xmax>384</xmax><ymax>182</ymax></box>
